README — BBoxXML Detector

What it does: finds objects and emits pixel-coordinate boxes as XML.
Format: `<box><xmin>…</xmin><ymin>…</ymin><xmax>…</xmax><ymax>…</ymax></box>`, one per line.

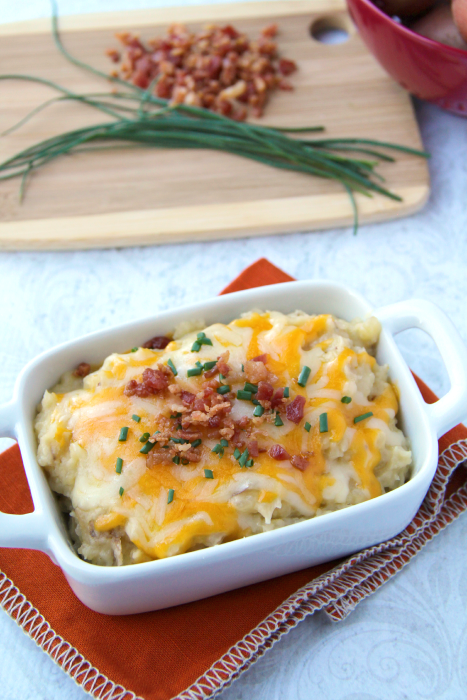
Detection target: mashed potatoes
<box><xmin>35</xmin><ymin>310</ymin><xmax>412</xmax><ymax>567</ymax></box>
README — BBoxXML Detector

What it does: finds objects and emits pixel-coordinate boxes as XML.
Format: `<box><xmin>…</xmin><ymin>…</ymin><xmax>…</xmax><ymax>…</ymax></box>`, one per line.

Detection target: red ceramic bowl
<box><xmin>346</xmin><ymin>0</ymin><xmax>467</xmax><ymax>115</ymax></box>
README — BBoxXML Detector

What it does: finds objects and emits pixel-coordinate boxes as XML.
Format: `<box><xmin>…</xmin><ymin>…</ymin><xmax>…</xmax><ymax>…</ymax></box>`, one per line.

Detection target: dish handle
<box><xmin>377</xmin><ymin>300</ymin><xmax>467</xmax><ymax>438</ymax></box>
<box><xmin>0</xmin><ymin>400</ymin><xmax>48</xmax><ymax>551</ymax></box>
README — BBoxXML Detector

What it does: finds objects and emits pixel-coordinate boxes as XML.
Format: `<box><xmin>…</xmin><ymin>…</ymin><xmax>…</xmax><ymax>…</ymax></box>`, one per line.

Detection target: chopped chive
<box><xmin>139</xmin><ymin>432</ymin><xmax>150</xmax><ymax>443</ymax></box>
<box><xmin>341</xmin><ymin>396</ymin><xmax>352</xmax><ymax>404</ymax></box>
<box><xmin>275</xmin><ymin>413</ymin><xmax>284</xmax><ymax>427</ymax></box>
<box><xmin>217</xmin><ymin>385</ymin><xmax>231</xmax><ymax>395</ymax></box>
<box><xmin>252</xmin><ymin>399</ymin><xmax>260</xmax><ymax>406</ymax></box>
<box><xmin>212</xmin><ymin>444</ymin><xmax>223</xmax><ymax>454</ymax></box>
<box><xmin>187</xmin><ymin>367</ymin><xmax>203</xmax><ymax>377</ymax></box>
<box><xmin>244</xmin><ymin>382</ymin><xmax>258</xmax><ymax>393</ymax></box>
<box><xmin>115</xmin><ymin>457</ymin><xmax>123</xmax><ymax>474</ymax></box>
<box><xmin>220</xmin><ymin>439</ymin><xmax>229</xmax><ymax>447</ymax></box>
<box><xmin>203</xmin><ymin>360</ymin><xmax>217</xmax><ymax>370</ymax></box>
<box><xmin>132</xmin><ymin>414</ymin><xmax>141</xmax><ymax>423</ymax></box>
<box><xmin>233</xmin><ymin>448</ymin><xmax>241</xmax><ymax>460</ymax></box>
<box><xmin>199</xmin><ymin>337</ymin><xmax>213</xmax><ymax>346</ymax></box>
<box><xmin>167</xmin><ymin>488</ymin><xmax>174</xmax><ymax>504</ymax></box>
<box><xmin>181</xmin><ymin>458</ymin><xmax>189</xmax><ymax>465</ymax></box>
<box><xmin>237</xmin><ymin>389</ymin><xmax>253</xmax><ymax>401</ymax></box>
<box><xmin>195</xmin><ymin>360</ymin><xmax>203</xmax><ymax>368</ymax></box>
<box><xmin>253</xmin><ymin>405</ymin><xmax>265</xmax><ymax>417</ymax></box>
<box><xmin>170</xmin><ymin>412</ymin><xmax>182</xmax><ymax>419</ymax></box>
<box><xmin>354</xmin><ymin>411</ymin><xmax>373</xmax><ymax>424</ymax></box>
<box><xmin>119</xmin><ymin>487</ymin><xmax>124</xmax><ymax>497</ymax></box>
<box><xmin>298</xmin><ymin>366</ymin><xmax>311</xmax><ymax>387</ymax></box>
<box><xmin>246</xmin><ymin>459</ymin><xmax>254</xmax><ymax>468</ymax></box>
<box><xmin>131</xmin><ymin>347</ymin><xmax>138</xmax><ymax>352</ymax></box>
<box><xmin>204</xmin><ymin>469</ymin><xmax>214</xmax><ymax>479</ymax></box>
<box><xmin>191</xmin><ymin>341</ymin><xmax>201</xmax><ymax>352</ymax></box>
<box><xmin>219</xmin><ymin>373</ymin><xmax>226</xmax><ymax>381</ymax></box>
<box><xmin>283</xmin><ymin>387</ymin><xmax>290</xmax><ymax>398</ymax></box>
<box><xmin>172</xmin><ymin>455</ymin><xmax>180</xmax><ymax>465</ymax></box>
<box><xmin>197</xmin><ymin>332</ymin><xmax>206</xmax><ymax>340</ymax></box>
<box><xmin>304</xmin><ymin>421</ymin><xmax>311</xmax><ymax>432</ymax></box>
<box><xmin>241</xmin><ymin>364</ymin><xmax>245</xmax><ymax>372</ymax></box>
<box><xmin>238</xmin><ymin>449</ymin><xmax>249</xmax><ymax>468</ymax></box>
<box><xmin>176</xmin><ymin>423</ymin><xmax>182</xmax><ymax>430</ymax></box>
<box><xmin>191</xmin><ymin>439</ymin><xmax>202</xmax><ymax>448</ymax></box>
<box><xmin>167</xmin><ymin>358</ymin><xmax>177</xmax><ymax>376</ymax></box>
<box><xmin>139</xmin><ymin>441</ymin><xmax>155</xmax><ymax>454</ymax></box>
<box><xmin>118</xmin><ymin>426</ymin><xmax>129</xmax><ymax>442</ymax></box>
<box><xmin>319</xmin><ymin>413</ymin><xmax>329</xmax><ymax>433</ymax></box>
<box><xmin>170</xmin><ymin>437</ymin><xmax>189</xmax><ymax>444</ymax></box>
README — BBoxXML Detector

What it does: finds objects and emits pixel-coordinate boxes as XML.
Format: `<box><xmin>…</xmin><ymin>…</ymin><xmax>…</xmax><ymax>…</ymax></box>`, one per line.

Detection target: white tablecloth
<box><xmin>1</xmin><ymin>1</ymin><xmax>466</xmax><ymax>698</ymax></box>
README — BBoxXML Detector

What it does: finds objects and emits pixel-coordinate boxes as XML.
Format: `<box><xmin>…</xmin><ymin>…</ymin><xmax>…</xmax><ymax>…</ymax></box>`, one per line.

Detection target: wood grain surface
<box><xmin>0</xmin><ymin>0</ymin><xmax>430</xmax><ymax>250</ymax></box>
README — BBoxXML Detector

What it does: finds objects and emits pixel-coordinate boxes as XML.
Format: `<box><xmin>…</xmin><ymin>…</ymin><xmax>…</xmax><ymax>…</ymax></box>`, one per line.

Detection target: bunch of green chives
<box><xmin>0</xmin><ymin>2</ymin><xmax>429</xmax><ymax>233</ymax></box>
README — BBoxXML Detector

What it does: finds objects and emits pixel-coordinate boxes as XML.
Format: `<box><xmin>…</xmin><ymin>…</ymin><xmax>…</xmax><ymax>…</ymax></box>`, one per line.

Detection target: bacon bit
<box><xmin>247</xmin><ymin>440</ymin><xmax>259</xmax><ymax>457</ymax></box>
<box><xmin>252</xmin><ymin>353</ymin><xmax>268</xmax><ymax>363</ymax></box>
<box><xmin>236</xmin><ymin>415</ymin><xmax>250</xmax><ymax>429</ymax></box>
<box><xmin>73</xmin><ymin>362</ymin><xmax>91</xmax><ymax>378</ymax></box>
<box><xmin>141</xmin><ymin>335</ymin><xmax>171</xmax><ymax>349</ymax></box>
<box><xmin>219</xmin><ymin>426</ymin><xmax>235</xmax><ymax>439</ymax></box>
<box><xmin>208</xmin><ymin>414</ymin><xmax>222</xmax><ymax>428</ymax></box>
<box><xmin>105</xmin><ymin>48</ymin><xmax>121</xmax><ymax>63</ymax></box>
<box><xmin>256</xmin><ymin>381</ymin><xmax>274</xmax><ymax>402</ymax></box>
<box><xmin>244</xmin><ymin>359</ymin><xmax>269</xmax><ymax>383</ymax></box>
<box><xmin>291</xmin><ymin>454</ymin><xmax>309</xmax><ymax>471</ymax></box>
<box><xmin>279</xmin><ymin>58</ymin><xmax>297</xmax><ymax>76</ymax></box>
<box><xmin>180</xmin><ymin>390</ymin><xmax>196</xmax><ymax>406</ymax></box>
<box><xmin>216</xmin><ymin>351</ymin><xmax>231</xmax><ymax>377</ymax></box>
<box><xmin>108</xmin><ymin>23</ymin><xmax>297</xmax><ymax>120</ymax></box>
<box><xmin>271</xmin><ymin>387</ymin><xmax>285</xmax><ymax>410</ymax></box>
<box><xmin>190</xmin><ymin>411</ymin><xmax>210</xmax><ymax>424</ymax></box>
<box><xmin>124</xmin><ymin>368</ymin><xmax>169</xmax><ymax>397</ymax></box>
<box><xmin>269</xmin><ymin>444</ymin><xmax>291</xmax><ymax>461</ymax></box>
<box><xmin>286</xmin><ymin>395</ymin><xmax>306</xmax><ymax>424</ymax></box>
<box><xmin>169</xmin><ymin>384</ymin><xmax>182</xmax><ymax>394</ymax></box>
<box><xmin>182</xmin><ymin>448</ymin><xmax>202</xmax><ymax>463</ymax></box>
<box><xmin>179</xmin><ymin>430</ymin><xmax>202</xmax><ymax>441</ymax></box>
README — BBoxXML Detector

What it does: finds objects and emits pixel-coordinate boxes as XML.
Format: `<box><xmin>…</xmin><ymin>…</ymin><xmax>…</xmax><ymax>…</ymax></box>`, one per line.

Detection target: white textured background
<box><xmin>1</xmin><ymin>1</ymin><xmax>467</xmax><ymax>699</ymax></box>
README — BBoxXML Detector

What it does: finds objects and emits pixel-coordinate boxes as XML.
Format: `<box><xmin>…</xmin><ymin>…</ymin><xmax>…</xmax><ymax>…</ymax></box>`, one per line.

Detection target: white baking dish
<box><xmin>1</xmin><ymin>281</ymin><xmax>466</xmax><ymax>615</ymax></box>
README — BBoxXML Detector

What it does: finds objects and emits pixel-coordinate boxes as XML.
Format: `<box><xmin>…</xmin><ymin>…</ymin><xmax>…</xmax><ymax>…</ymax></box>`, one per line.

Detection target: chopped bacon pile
<box><xmin>107</xmin><ymin>22</ymin><xmax>297</xmax><ymax>119</ymax></box>
<box><xmin>125</xmin><ymin>351</ymin><xmax>311</xmax><ymax>470</ymax></box>
<box><xmin>73</xmin><ymin>362</ymin><xmax>91</xmax><ymax>378</ymax></box>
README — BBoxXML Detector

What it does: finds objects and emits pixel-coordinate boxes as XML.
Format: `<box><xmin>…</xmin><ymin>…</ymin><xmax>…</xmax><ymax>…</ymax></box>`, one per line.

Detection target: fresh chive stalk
<box><xmin>233</xmin><ymin>447</ymin><xmax>241</xmax><ymax>460</ymax></box>
<box><xmin>187</xmin><ymin>367</ymin><xmax>202</xmax><ymax>377</ymax></box>
<box><xmin>341</xmin><ymin>396</ymin><xmax>352</xmax><ymax>404</ymax></box>
<box><xmin>139</xmin><ymin>432</ymin><xmax>150</xmax><ymax>443</ymax></box>
<box><xmin>319</xmin><ymin>413</ymin><xmax>329</xmax><ymax>433</ymax></box>
<box><xmin>238</xmin><ymin>449</ymin><xmax>249</xmax><ymax>468</ymax></box>
<box><xmin>132</xmin><ymin>414</ymin><xmax>141</xmax><ymax>422</ymax></box>
<box><xmin>119</xmin><ymin>487</ymin><xmax>124</xmax><ymax>497</ymax></box>
<box><xmin>298</xmin><ymin>366</ymin><xmax>311</xmax><ymax>387</ymax></box>
<box><xmin>237</xmin><ymin>389</ymin><xmax>253</xmax><ymax>401</ymax></box>
<box><xmin>244</xmin><ymin>382</ymin><xmax>258</xmax><ymax>393</ymax></box>
<box><xmin>204</xmin><ymin>469</ymin><xmax>214</xmax><ymax>479</ymax></box>
<box><xmin>304</xmin><ymin>421</ymin><xmax>311</xmax><ymax>432</ymax></box>
<box><xmin>115</xmin><ymin>457</ymin><xmax>123</xmax><ymax>474</ymax></box>
<box><xmin>191</xmin><ymin>439</ymin><xmax>202</xmax><ymax>448</ymax></box>
<box><xmin>253</xmin><ymin>405</ymin><xmax>264</xmax><ymax>417</ymax></box>
<box><xmin>167</xmin><ymin>488</ymin><xmax>174</xmax><ymax>503</ymax></box>
<box><xmin>283</xmin><ymin>387</ymin><xmax>290</xmax><ymax>398</ymax></box>
<box><xmin>354</xmin><ymin>411</ymin><xmax>373</xmax><ymax>424</ymax></box>
<box><xmin>118</xmin><ymin>426</ymin><xmax>129</xmax><ymax>442</ymax></box>
<box><xmin>275</xmin><ymin>413</ymin><xmax>284</xmax><ymax>427</ymax></box>
<box><xmin>167</xmin><ymin>358</ymin><xmax>177</xmax><ymax>376</ymax></box>
<box><xmin>139</xmin><ymin>441</ymin><xmax>155</xmax><ymax>454</ymax></box>
<box><xmin>217</xmin><ymin>385</ymin><xmax>231</xmax><ymax>395</ymax></box>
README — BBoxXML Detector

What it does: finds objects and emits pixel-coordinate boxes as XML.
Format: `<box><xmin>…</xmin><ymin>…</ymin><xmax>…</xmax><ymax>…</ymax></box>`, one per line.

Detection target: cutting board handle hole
<box><xmin>310</xmin><ymin>16</ymin><xmax>351</xmax><ymax>45</ymax></box>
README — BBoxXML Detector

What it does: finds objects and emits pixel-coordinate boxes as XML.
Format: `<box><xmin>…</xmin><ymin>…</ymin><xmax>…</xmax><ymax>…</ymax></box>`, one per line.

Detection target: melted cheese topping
<box><xmin>35</xmin><ymin>310</ymin><xmax>412</xmax><ymax>566</ymax></box>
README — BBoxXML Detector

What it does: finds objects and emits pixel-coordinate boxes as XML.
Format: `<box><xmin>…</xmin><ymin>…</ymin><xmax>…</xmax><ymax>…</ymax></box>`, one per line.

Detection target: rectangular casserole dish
<box><xmin>0</xmin><ymin>280</ymin><xmax>466</xmax><ymax>615</ymax></box>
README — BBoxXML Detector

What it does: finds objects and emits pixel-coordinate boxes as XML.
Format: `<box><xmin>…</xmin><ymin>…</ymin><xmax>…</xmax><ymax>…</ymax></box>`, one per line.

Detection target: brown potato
<box><xmin>453</xmin><ymin>0</ymin><xmax>467</xmax><ymax>41</ymax></box>
<box><xmin>373</xmin><ymin>0</ymin><xmax>437</xmax><ymax>19</ymax></box>
<box><xmin>411</xmin><ymin>3</ymin><xmax>467</xmax><ymax>49</ymax></box>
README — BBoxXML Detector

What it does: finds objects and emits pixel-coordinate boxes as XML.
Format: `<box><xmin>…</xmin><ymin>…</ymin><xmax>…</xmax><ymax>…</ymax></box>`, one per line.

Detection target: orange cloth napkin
<box><xmin>1</xmin><ymin>258</ymin><xmax>466</xmax><ymax>700</ymax></box>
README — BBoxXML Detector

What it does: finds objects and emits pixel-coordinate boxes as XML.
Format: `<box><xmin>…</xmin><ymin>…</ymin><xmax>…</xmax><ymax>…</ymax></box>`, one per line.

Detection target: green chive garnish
<box><xmin>304</xmin><ymin>421</ymin><xmax>311</xmax><ymax>432</ymax></box>
<box><xmin>244</xmin><ymin>382</ymin><xmax>258</xmax><ymax>393</ymax></box>
<box><xmin>203</xmin><ymin>360</ymin><xmax>217</xmax><ymax>371</ymax></box>
<box><xmin>139</xmin><ymin>441</ymin><xmax>155</xmax><ymax>454</ymax></box>
<box><xmin>212</xmin><ymin>444</ymin><xmax>223</xmax><ymax>454</ymax></box>
<box><xmin>217</xmin><ymin>385</ymin><xmax>231</xmax><ymax>395</ymax></box>
<box><xmin>341</xmin><ymin>396</ymin><xmax>352</xmax><ymax>404</ymax></box>
<box><xmin>298</xmin><ymin>366</ymin><xmax>311</xmax><ymax>387</ymax></box>
<box><xmin>118</xmin><ymin>426</ymin><xmax>129</xmax><ymax>442</ymax></box>
<box><xmin>197</xmin><ymin>332</ymin><xmax>206</xmax><ymax>340</ymax></box>
<box><xmin>233</xmin><ymin>448</ymin><xmax>241</xmax><ymax>460</ymax></box>
<box><xmin>132</xmin><ymin>414</ymin><xmax>141</xmax><ymax>423</ymax></box>
<box><xmin>115</xmin><ymin>457</ymin><xmax>123</xmax><ymax>474</ymax></box>
<box><xmin>191</xmin><ymin>439</ymin><xmax>202</xmax><ymax>448</ymax></box>
<box><xmin>220</xmin><ymin>439</ymin><xmax>229</xmax><ymax>447</ymax></box>
<box><xmin>198</xmin><ymin>337</ymin><xmax>213</xmax><ymax>346</ymax></box>
<box><xmin>275</xmin><ymin>413</ymin><xmax>284</xmax><ymax>427</ymax></box>
<box><xmin>176</xmin><ymin>424</ymin><xmax>182</xmax><ymax>430</ymax></box>
<box><xmin>204</xmin><ymin>469</ymin><xmax>214</xmax><ymax>479</ymax></box>
<box><xmin>131</xmin><ymin>347</ymin><xmax>138</xmax><ymax>352</ymax></box>
<box><xmin>167</xmin><ymin>488</ymin><xmax>174</xmax><ymax>504</ymax></box>
<box><xmin>172</xmin><ymin>455</ymin><xmax>180</xmax><ymax>465</ymax></box>
<box><xmin>283</xmin><ymin>387</ymin><xmax>290</xmax><ymax>398</ymax></box>
<box><xmin>219</xmin><ymin>374</ymin><xmax>226</xmax><ymax>381</ymax></box>
<box><xmin>237</xmin><ymin>390</ymin><xmax>253</xmax><ymax>401</ymax></box>
<box><xmin>170</xmin><ymin>413</ymin><xmax>182</xmax><ymax>419</ymax></box>
<box><xmin>253</xmin><ymin>405</ymin><xmax>264</xmax><ymax>417</ymax></box>
<box><xmin>246</xmin><ymin>459</ymin><xmax>254</xmax><ymax>468</ymax></box>
<box><xmin>119</xmin><ymin>487</ymin><xmax>124</xmax><ymax>497</ymax></box>
<box><xmin>167</xmin><ymin>358</ymin><xmax>177</xmax><ymax>376</ymax></box>
<box><xmin>139</xmin><ymin>432</ymin><xmax>150</xmax><ymax>443</ymax></box>
<box><xmin>187</xmin><ymin>367</ymin><xmax>202</xmax><ymax>377</ymax></box>
<box><xmin>238</xmin><ymin>449</ymin><xmax>249</xmax><ymax>468</ymax></box>
<box><xmin>191</xmin><ymin>341</ymin><xmax>201</xmax><ymax>352</ymax></box>
<box><xmin>170</xmin><ymin>437</ymin><xmax>189</xmax><ymax>444</ymax></box>
<box><xmin>354</xmin><ymin>411</ymin><xmax>373</xmax><ymax>424</ymax></box>
<box><xmin>241</xmin><ymin>364</ymin><xmax>245</xmax><ymax>372</ymax></box>
<box><xmin>319</xmin><ymin>413</ymin><xmax>329</xmax><ymax>433</ymax></box>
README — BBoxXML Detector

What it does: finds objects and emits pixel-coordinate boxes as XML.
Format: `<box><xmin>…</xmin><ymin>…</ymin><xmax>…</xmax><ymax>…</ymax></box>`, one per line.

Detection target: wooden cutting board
<box><xmin>0</xmin><ymin>0</ymin><xmax>429</xmax><ymax>250</ymax></box>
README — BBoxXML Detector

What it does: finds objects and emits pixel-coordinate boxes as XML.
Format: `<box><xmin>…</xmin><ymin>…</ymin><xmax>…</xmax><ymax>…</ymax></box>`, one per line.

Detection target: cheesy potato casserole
<box><xmin>35</xmin><ymin>311</ymin><xmax>412</xmax><ymax>567</ymax></box>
